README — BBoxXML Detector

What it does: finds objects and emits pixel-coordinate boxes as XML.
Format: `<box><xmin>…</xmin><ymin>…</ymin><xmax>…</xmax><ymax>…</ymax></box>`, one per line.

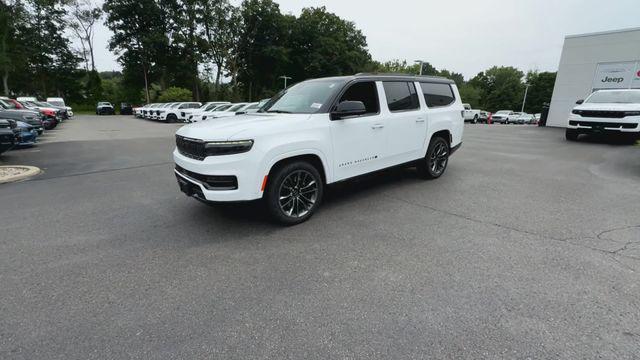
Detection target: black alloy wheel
<box><xmin>265</xmin><ymin>161</ymin><xmax>323</xmax><ymax>225</ymax></box>
<box><xmin>417</xmin><ymin>136</ymin><xmax>450</xmax><ymax>179</ymax></box>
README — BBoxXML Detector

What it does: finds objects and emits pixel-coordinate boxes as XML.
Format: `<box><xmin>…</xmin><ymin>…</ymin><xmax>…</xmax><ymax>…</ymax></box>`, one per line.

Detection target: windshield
<box><xmin>261</xmin><ymin>80</ymin><xmax>345</xmax><ymax>114</ymax></box>
<box><xmin>227</xmin><ymin>104</ymin><xmax>247</xmax><ymax>112</ymax></box>
<box><xmin>48</xmin><ymin>101</ymin><xmax>64</xmax><ymax>107</ymax></box>
<box><xmin>213</xmin><ymin>104</ymin><xmax>232</xmax><ymax>111</ymax></box>
<box><xmin>0</xmin><ymin>99</ymin><xmax>14</xmax><ymax>109</ymax></box>
<box><xmin>496</xmin><ymin>110</ymin><xmax>511</xmax><ymax>115</ymax></box>
<box><xmin>98</xmin><ymin>102</ymin><xmax>111</xmax><ymax>106</ymax></box>
<box><xmin>586</xmin><ymin>90</ymin><xmax>640</xmax><ymax>104</ymax></box>
<box><xmin>171</xmin><ymin>103</ymin><xmax>181</xmax><ymax>108</ymax></box>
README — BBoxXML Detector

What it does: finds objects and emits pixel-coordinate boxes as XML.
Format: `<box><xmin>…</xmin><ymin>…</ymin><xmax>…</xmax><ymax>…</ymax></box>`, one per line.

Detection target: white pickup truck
<box><xmin>463</xmin><ymin>103</ymin><xmax>481</xmax><ymax>123</ymax></box>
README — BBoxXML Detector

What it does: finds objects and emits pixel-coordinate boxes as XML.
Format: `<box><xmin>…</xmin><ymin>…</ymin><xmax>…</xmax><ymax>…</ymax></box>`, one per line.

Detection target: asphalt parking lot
<box><xmin>1</xmin><ymin>115</ymin><xmax>639</xmax><ymax>359</ymax></box>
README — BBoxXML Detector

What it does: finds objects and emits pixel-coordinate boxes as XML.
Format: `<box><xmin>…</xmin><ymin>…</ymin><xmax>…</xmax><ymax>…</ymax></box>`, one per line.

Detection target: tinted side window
<box><xmin>420</xmin><ymin>82</ymin><xmax>455</xmax><ymax>108</ymax></box>
<box><xmin>383</xmin><ymin>82</ymin><xmax>419</xmax><ymax>112</ymax></box>
<box><xmin>338</xmin><ymin>81</ymin><xmax>380</xmax><ymax>115</ymax></box>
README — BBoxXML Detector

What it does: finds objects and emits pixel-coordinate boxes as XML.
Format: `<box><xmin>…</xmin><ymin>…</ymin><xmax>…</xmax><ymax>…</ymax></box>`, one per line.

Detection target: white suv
<box><xmin>567</xmin><ymin>89</ymin><xmax>640</xmax><ymax>141</ymax></box>
<box><xmin>174</xmin><ymin>74</ymin><xmax>464</xmax><ymax>224</ymax></box>
<box><xmin>158</xmin><ymin>102</ymin><xmax>202</xmax><ymax>122</ymax></box>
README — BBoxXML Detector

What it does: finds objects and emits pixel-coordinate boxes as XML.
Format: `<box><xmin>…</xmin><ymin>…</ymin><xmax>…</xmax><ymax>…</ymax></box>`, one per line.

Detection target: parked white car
<box><xmin>173</xmin><ymin>74</ymin><xmax>464</xmax><ymax>224</ymax></box>
<box><xmin>157</xmin><ymin>102</ymin><xmax>202</xmax><ymax>122</ymax></box>
<box><xmin>180</xmin><ymin>102</ymin><xmax>229</xmax><ymax>122</ymax></box>
<box><xmin>46</xmin><ymin>97</ymin><xmax>74</xmax><ymax>117</ymax></box>
<box><xmin>463</xmin><ymin>103</ymin><xmax>482</xmax><ymax>123</ymax></box>
<box><xmin>199</xmin><ymin>103</ymin><xmax>249</xmax><ymax>121</ymax></box>
<box><xmin>186</xmin><ymin>103</ymin><xmax>230</xmax><ymax>123</ymax></box>
<box><xmin>491</xmin><ymin>110</ymin><xmax>519</xmax><ymax>124</ymax></box>
<box><xmin>516</xmin><ymin>113</ymin><xmax>535</xmax><ymax>124</ymax></box>
<box><xmin>567</xmin><ymin>89</ymin><xmax>640</xmax><ymax>141</ymax></box>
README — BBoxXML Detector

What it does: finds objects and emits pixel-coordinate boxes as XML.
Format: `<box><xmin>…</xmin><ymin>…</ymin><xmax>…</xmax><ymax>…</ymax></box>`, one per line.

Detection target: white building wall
<box><xmin>547</xmin><ymin>28</ymin><xmax>640</xmax><ymax>127</ymax></box>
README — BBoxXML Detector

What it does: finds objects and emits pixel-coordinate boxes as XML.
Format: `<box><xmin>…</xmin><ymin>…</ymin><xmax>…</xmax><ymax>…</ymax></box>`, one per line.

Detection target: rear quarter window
<box><xmin>383</xmin><ymin>82</ymin><xmax>420</xmax><ymax>112</ymax></box>
<box><xmin>420</xmin><ymin>83</ymin><xmax>455</xmax><ymax>108</ymax></box>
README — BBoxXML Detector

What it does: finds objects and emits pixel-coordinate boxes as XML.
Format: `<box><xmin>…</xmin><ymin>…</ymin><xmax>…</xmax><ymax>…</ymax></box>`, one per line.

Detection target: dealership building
<box><xmin>547</xmin><ymin>27</ymin><xmax>640</xmax><ymax>127</ymax></box>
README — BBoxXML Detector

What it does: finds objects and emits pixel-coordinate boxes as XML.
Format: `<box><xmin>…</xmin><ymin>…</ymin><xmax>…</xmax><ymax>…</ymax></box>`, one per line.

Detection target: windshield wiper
<box><xmin>266</xmin><ymin>110</ymin><xmax>293</xmax><ymax>114</ymax></box>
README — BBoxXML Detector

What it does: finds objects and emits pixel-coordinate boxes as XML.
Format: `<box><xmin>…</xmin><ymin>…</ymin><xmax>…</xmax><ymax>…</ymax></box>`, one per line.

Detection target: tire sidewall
<box><xmin>418</xmin><ymin>136</ymin><xmax>450</xmax><ymax>179</ymax></box>
<box><xmin>265</xmin><ymin>161</ymin><xmax>324</xmax><ymax>225</ymax></box>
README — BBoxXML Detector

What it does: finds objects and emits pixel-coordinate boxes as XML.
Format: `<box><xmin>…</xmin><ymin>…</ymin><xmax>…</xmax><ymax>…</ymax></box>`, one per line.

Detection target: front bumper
<box><xmin>173</xmin><ymin>149</ymin><xmax>265</xmax><ymax>202</ymax></box>
<box><xmin>567</xmin><ymin>115</ymin><xmax>640</xmax><ymax>133</ymax></box>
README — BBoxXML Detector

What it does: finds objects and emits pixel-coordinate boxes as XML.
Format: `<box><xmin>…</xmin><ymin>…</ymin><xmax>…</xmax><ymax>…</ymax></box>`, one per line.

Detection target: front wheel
<box><xmin>473</xmin><ymin>115</ymin><xmax>478</xmax><ymax>124</ymax></box>
<box><xmin>167</xmin><ymin>114</ymin><xmax>178</xmax><ymax>123</ymax></box>
<box><xmin>417</xmin><ymin>136</ymin><xmax>450</xmax><ymax>179</ymax></box>
<box><xmin>264</xmin><ymin>161</ymin><xmax>324</xmax><ymax>225</ymax></box>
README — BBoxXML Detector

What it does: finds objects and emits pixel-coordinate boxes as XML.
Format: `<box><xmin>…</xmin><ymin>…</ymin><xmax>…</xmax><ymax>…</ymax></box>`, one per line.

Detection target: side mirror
<box><xmin>331</xmin><ymin>101</ymin><xmax>366</xmax><ymax>120</ymax></box>
<box><xmin>576</xmin><ymin>99</ymin><xmax>584</xmax><ymax>105</ymax></box>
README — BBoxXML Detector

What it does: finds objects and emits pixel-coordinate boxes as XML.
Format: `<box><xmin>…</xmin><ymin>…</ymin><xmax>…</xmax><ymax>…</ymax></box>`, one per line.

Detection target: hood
<box><xmin>33</xmin><ymin>106</ymin><xmax>57</xmax><ymax>112</ymax></box>
<box><xmin>176</xmin><ymin>113</ymin><xmax>312</xmax><ymax>141</ymax></box>
<box><xmin>0</xmin><ymin>109</ymin><xmax>38</xmax><ymax>121</ymax></box>
<box><xmin>574</xmin><ymin>103</ymin><xmax>640</xmax><ymax>111</ymax></box>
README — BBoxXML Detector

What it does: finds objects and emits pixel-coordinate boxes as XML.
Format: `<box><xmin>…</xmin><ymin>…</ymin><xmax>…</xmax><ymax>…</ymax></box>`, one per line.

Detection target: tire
<box><xmin>473</xmin><ymin>115</ymin><xmax>478</xmax><ymax>124</ymax></box>
<box><xmin>417</xmin><ymin>136</ymin><xmax>450</xmax><ymax>179</ymax></box>
<box><xmin>264</xmin><ymin>161</ymin><xmax>324</xmax><ymax>225</ymax></box>
<box><xmin>167</xmin><ymin>114</ymin><xmax>178</xmax><ymax>123</ymax></box>
<box><xmin>566</xmin><ymin>129</ymin><xmax>580</xmax><ymax>141</ymax></box>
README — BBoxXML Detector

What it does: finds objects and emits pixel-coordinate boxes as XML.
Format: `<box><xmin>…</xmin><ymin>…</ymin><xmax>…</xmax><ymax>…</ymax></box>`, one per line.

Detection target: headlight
<box><xmin>205</xmin><ymin>140</ymin><xmax>254</xmax><ymax>156</ymax></box>
<box><xmin>571</xmin><ymin>109</ymin><xmax>582</xmax><ymax>115</ymax></box>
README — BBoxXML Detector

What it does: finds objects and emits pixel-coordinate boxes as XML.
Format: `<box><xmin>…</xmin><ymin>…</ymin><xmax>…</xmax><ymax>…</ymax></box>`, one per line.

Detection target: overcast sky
<box><xmin>90</xmin><ymin>0</ymin><xmax>640</xmax><ymax>79</ymax></box>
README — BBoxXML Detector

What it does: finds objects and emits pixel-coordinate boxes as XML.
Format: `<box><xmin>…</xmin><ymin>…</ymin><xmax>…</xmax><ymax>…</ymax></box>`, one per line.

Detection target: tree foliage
<box><xmin>1</xmin><ymin>0</ymin><xmax>557</xmax><ymax>110</ymax></box>
<box><xmin>157</xmin><ymin>86</ymin><xmax>193</xmax><ymax>102</ymax></box>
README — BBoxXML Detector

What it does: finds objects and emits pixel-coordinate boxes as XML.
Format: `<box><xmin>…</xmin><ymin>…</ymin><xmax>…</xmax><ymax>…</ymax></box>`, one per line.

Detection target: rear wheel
<box><xmin>265</xmin><ymin>161</ymin><xmax>324</xmax><ymax>225</ymax></box>
<box><xmin>566</xmin><ymin>129</ymin><xmax>580</xmax><ymax>141</ymax></box>
<box><xmin>417</xmin><ymin>136</ymin><xmax>450</xmax><ymax>179</ymax></box>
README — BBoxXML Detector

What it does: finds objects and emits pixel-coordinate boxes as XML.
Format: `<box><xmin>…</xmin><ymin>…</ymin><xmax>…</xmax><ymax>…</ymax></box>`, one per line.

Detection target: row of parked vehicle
<box><xmin>0</xmin><ymin>97</ymin><xmax>73</xmax><ymax>155</ymax></box>
<box><xmin>132</xmin><ymin>100</ymin><xmax>269</xmax><ymax>123</ymax></box>
<box><xmin>463</xmin><ymin>104</ymin><xmax>540</xmax><ymax>125</ymax></box>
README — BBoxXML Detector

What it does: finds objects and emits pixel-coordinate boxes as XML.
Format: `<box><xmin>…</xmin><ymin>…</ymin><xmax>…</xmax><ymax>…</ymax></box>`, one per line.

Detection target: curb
<box><xmin>0</xmin><ymin>166</ymin><xmax>42</xmax><ymax>184</ymax></box>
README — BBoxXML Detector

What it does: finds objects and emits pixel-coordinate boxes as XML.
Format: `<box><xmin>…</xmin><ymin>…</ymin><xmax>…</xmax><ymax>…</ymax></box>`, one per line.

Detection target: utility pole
<box><xmin>521</xmin><ymin>84</ymin><xmax>531</xmax><ymax>112</ymax></box>
<box><xmin>414</xmin><ymin>60</ymin><xmax>426</xmax><ymax>76</ymax></box>
<box><xmin>279</xmin><ymin>76</ymin><xmax>292</xmax><ymax>89</ymax></box>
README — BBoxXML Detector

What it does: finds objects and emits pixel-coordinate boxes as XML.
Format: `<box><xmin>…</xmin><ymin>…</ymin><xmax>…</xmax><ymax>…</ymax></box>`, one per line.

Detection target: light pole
<box><xmin>279</xmin><ymin>76</ymin><xmax>292</xmax><ymax>89</ymax></box>
<box><xmin>521</xmin><ymin>83</ymin><xmax>531</xmax><ymax>112</ymax></box>
<box><xmin>414</xmin><ymin>60</ymin><xmax>426</xmax><ymax>76</ymax></box>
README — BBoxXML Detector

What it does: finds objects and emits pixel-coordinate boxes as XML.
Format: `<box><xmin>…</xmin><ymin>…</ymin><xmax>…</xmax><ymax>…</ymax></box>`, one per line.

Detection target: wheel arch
<box><xmin>266</xmin><ymin>153</ymin><xmax>328</xmax><ymax>186</ymax></box>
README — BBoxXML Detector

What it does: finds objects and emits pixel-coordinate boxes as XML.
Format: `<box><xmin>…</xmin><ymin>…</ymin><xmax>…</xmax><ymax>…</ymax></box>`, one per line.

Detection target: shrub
<box><xmin>157</xmin><ymin>87</ymin><xmax>193</xmax><ymax>102</ymax></box>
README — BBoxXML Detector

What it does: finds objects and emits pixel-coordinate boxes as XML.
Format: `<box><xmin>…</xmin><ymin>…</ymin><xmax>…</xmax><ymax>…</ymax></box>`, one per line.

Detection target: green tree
<box><xmin>103</xmin><ymin>0</ymin><xmax>169</xmax><ymax>102</ymax></box>
<box><xmin>158</xmin><ymin>86</ymin><xmax>193</xmax><ymax>102</ymax></box>
<box><xmin>68</xmin><ymin>0</ymin><xmax>102</xmax><ymax>72</ymax></box>
<box><xmin>236</xmin><ymin>0</ymin><xmax>292</xmax><ymax>100</ymax></box>
<box><xmin>524</xmin><ymin>71</ymin><xmax>556</xmax><ymax>114</ymax></box>
<box><xmin>9</xmin><ymin>0</ymin><xmax>81</xmax><ymax>98</ymax></box>
<box><xmin>483</xmin><ymin>66</ymin><xmax>525</xmax><ymax>112</ymax></box>
<box><xmin>199</xmin><ymin>0</ymin><xmax>237</xmax><ymax>97</ymax></box>
<box><xmin>288</xmin><ymin>7</ymin><xmax>371</xmax><ymax>81</ymax></box>
<box><xmin>458</xmin><ymin>84</ymin><xmax>482</xmax><ymax>108</ymax></box>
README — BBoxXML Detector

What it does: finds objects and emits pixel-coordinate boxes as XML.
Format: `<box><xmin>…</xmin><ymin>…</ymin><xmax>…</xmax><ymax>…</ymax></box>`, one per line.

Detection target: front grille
<box><xmin>176</xmin><ymin>135</ymin><xmax>206</xmax><ymax>160</ymax></box>
<box><xmin>577</xmin><ymin>110</ymin><xmax>625</xmax><ymax>118</ymax></box>
<box><xmin>175</xmin><ymin>165</ymin><xmax>238</xmax><ymax>190</ymax></box>
<box><xmin>569</xmin><ymin>121</ymin><xmax>638</xmax><ymax>129</ymax></box>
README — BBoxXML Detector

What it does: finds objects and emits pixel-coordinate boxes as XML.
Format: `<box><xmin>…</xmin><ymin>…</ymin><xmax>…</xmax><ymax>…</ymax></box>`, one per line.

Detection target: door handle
<box><xmin>416</xmin><ymin>118</ymin><xmax>426</xmax><ymax>123</ymax></box>
<box><xmin>371</xmin><ymin>124</ymin><xmax>384</xmax><ymax>129</ymax></box>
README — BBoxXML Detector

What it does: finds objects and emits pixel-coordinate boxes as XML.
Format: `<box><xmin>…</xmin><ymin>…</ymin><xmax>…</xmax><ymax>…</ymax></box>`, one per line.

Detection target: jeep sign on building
<box><xmin>547</xmin><ymin>27</ymin><xmax>640</xmax><ymax>127</ymax></box>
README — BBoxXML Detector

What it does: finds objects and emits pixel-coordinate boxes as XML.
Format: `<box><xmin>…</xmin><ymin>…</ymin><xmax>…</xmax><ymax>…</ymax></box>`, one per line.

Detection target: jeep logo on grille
<box><xmin>601</xmin><ymin>76</ymin><xmax>624</xmax><ymax>84</ymax></box>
